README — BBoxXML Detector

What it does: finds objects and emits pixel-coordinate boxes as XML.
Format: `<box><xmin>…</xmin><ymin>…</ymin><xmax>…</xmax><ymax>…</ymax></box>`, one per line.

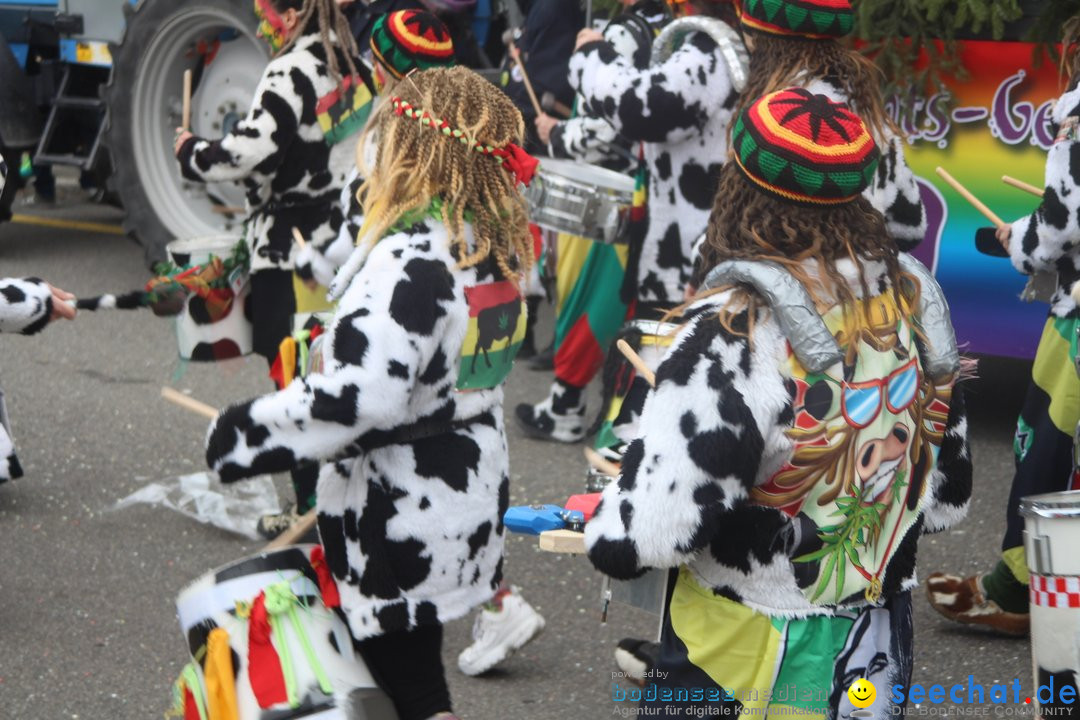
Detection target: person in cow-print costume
<box><xmin>174</xmin><ymin>0</ymin><xmax>376</xmax><ymax>538</ymax></box>
<box><xmin>205</xmin><ymin>67</ymin><xmax>535</xmax><ymax>720</ymax></box>
<box><xmin>567</xmin><ymin>0</ymin><xmax>744</xmax><ymax>315</ymax></box>
<box><xmin>585</xmin><ymin>90</ymin><xmax>971</xmax><ymax>717</ymax></box>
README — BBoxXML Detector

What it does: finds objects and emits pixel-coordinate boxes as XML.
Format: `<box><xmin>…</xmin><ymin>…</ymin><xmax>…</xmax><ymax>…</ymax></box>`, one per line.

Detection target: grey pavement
<box><xmin>0</xmin><ymin>198</ymin><xmax>1035</xmax><ymax>719</ymax></box>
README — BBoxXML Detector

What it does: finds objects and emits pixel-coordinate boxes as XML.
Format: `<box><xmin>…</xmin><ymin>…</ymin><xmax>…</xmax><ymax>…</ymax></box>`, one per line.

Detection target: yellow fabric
<box><xmin>292</xmin><ymin>274</ymin><xmax>333</xmax><ymax>314</ymax></box>
<box><xmin>277</xmin><ymin>337</ymin><xmax>297</xmax><ymax>388</ymax></box>
<box><xmin>1031</xmin><ymin>318</ymin><xmax>1080</xmax><ymax>436</ymax></box>
<box><xmin>204</xmin><ymin>627</ymin><xmax>239</xmax><ymax>720</ymax></box>
<box><xmin>555</xmin><ymin>233</ymin><xmax>594</xmax><ymax>316</ymax></box>
<box><xmin>668</xmin><ymin>568</ymin><xmax>783</xmax><ymax>716</ymax></box>
<box><xmin>1002</xmin><ymin>545</ymin><xmax>1030</xmax><ymax>585</ymax></box>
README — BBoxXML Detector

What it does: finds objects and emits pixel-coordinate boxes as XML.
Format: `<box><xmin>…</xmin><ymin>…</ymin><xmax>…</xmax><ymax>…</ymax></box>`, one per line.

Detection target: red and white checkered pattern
<box><xmin>1031</xmin><ymin>574</ymin><xmax>1080</xmax><ymax>608</ymax></box>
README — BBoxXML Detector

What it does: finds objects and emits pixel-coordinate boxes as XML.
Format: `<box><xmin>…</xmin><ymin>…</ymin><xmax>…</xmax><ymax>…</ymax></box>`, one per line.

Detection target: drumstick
<box><xmin>584</xmin><ymin>446</ymin><xmax>620</xmax><ymax>477</ymax></box>
<box><xmin>264</xmin><ymin>509</ymin><xmax>318</xmax><ymax>550</ymax></box>
<box><xmin>616</xmin><ymin>339</ymin><xmax>656</xmax><ymax>388</ymax></box>
<box><xmin>161</xmin><ymin>386</ymin><xmax>218</xmax><ymax>420</ymax></box>
<box><xmin>935</xmin><ymin>167</ymin><xmax>1005</xmax><ymax>228</ymax></box>
<box><xmin>510</xmin><ymin>45</ymin><xmax>543</xmax><ymax>117</ymax></box>
<box><xmin>291</xmin><ymin>227</ymin><xmax>307</xmax><ymax>249</ymax></box>
<box><xmin>1002</xmin><ymin>175</ymin><xmax>1043</xmax><ymax>198</ymax></box>
<box><xmin>182</xmin><ymin>69</ymin><xmax>193</xmax><ymax>132</ymax></box>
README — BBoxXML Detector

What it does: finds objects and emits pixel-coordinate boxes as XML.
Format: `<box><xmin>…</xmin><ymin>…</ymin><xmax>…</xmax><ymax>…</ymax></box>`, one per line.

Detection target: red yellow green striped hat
<box><xmin>731</xmin><ymin>88</ymin><xmax>879</xmax><ymax>205</ymax></box>
<box><xmin>739</xmin><ymin>0</ymin><xmax>854</xmax><ymax>39</ymax></box>
<box><xmin>370</xmin><ymin>10</ymin><xmax>455</xmax><ymax>80</ymax></box>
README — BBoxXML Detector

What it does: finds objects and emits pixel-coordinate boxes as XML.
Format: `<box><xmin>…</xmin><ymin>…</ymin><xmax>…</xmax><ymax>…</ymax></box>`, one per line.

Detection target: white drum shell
<box><xmin>175</xmin><ymin>545</ymin><xmax>377</xmax><ymax>719</ymax></box>
<box><xmin>166</xmin><ymin>236</ymin><xmax>253</xmax><ymax>361</ymax></box>
<box><xmin>1021</xmin><ymin>491</ymin><xmax>1080</xmax><ymax>714</ymax></box>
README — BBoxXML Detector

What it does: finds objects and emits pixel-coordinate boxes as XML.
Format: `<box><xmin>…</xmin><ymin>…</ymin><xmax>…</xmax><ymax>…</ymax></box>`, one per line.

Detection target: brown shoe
<box><xmin>926</xmin><ymin>573</ymin><xmax>1029</xmax><ymax>637</ymax></box>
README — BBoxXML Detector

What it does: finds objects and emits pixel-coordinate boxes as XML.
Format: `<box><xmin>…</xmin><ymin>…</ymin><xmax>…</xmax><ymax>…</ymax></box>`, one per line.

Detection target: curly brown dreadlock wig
<box><xmin>699</xmin><ymin>163</ymin><xmax>917</xmax><ymax>340</ymax></box>
<box><xmin>737</xmin><ymin>34</ymin><xmax>896</xmax><ymax>143</ymax></box>
<box><xmin>271</xmin><ymin>0</ymin><xmax>361</xmax><ymax>87</ymax></box>
<box><xmin>1063</xmin><ymin>16</ymin><xmax>1080</xmax><ymax>89</ymax></box>
<box><xmin>355</xmin><ymin>66</ymin><xmax>533</xmax><ymax>286</ymax></box>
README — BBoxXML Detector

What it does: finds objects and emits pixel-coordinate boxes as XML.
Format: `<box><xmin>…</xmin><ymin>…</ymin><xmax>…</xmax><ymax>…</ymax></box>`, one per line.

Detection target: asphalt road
<box><xmin>0</xmin><ymin>198</ymin><xmax>1037</xmax><ymax>719</ymax></box>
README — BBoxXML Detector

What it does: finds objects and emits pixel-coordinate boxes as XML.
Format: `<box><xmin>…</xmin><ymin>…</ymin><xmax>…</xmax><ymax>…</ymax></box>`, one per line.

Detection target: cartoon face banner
<box><xmin>753</xmin><ymin>294</ymin><xmax>951</xmax><ymax>605</ymax></box>
<box><xmin>905</xmin><ymin>40</ymin><xmax>1062</xmax><ymax>359</ymax></box>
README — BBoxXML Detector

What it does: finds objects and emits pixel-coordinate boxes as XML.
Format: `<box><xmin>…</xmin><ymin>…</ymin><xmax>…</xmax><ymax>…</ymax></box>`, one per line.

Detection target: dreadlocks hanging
<box><xmin>272</xmin><ymin>0</ymin><xmax>361</xmax><ymax>89</ymax></box>
<box><xmin>355</xmin><ymin>66</ymin><xmax>533</xmax><ymax>287</ymax></box>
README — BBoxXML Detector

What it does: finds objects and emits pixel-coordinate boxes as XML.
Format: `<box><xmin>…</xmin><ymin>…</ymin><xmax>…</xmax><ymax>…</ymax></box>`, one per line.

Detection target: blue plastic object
<box><xmin>504</xmin><ymin>505</ymin><xmax>565</xmax><ymax>535</ymax></box>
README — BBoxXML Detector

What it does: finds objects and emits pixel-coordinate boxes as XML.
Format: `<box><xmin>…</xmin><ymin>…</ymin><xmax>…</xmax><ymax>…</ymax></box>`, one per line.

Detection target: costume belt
<box><xmin>347</xmin><ymin>414</ymin><xmax>489</xmax><ymax>455</ymax></box>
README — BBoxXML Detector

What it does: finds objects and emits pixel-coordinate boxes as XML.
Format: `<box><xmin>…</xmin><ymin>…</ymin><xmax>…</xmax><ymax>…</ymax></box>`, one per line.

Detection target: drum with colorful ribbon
<box><xmin>165</xmin><ymin>236</ymin><xmax>253</xmax><ymax>362</ymax></box>
<box><xmin>523</xmin><ymin>158</ymin><xmax>635</xmax><ymax>244</ymax></box>
<box><xmin>172</xmin><ymin>545</ymin><xmax>395</xmax><ymax>719</ymax></box>
<box><xmin>1020</xmin><ymin>490</ymin><xmax>1080</xmax><ymax>715</ymax></box>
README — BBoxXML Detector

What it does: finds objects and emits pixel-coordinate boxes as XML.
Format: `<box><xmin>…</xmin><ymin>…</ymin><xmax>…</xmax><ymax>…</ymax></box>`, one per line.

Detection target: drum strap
<box><xmin>347</xmin><ymin>413</ymin><xmax>489</xmax><ymax>456</ymax></box>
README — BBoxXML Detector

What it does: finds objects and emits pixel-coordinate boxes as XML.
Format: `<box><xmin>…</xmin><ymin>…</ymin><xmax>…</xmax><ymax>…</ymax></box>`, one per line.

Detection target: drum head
<box><xmin>167</xmin><ymin>235</ymin><xmax>244</xmax><ymax>267</ymax></box>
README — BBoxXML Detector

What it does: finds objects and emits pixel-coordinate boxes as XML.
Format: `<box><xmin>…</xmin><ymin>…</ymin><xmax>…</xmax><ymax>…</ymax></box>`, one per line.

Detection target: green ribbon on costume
<box><xmin>174</xmin><ymin>662</ymin><xmax>208</xmax><ymax>720</ymax></box>
<box><xmin>264</xmin><ymin>581</ymin><xmax>333</xmax><ymax>706</ymax></box>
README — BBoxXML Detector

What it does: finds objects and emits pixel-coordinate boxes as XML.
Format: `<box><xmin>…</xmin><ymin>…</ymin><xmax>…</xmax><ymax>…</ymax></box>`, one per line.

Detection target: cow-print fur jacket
<box><xmin>295</xmin><ymin>166</ymin><xmax>366</xmax><ymax>288</ymax></box>
<box><xmin>0</xmin><ymin>277</ymin><xmax>55</xmax><ymax>482</ymax></box>
<box><xmin>806</xmin><ymin>78</ymin><xmax>927</xmax><ymax>251</ymax></box>
<box><xmin>177</xmin><ymin>31</ymin><xmax>374</xmax><ymax>274</ymax></box>
<box><xmin>205</xmin><ymin>218</ymin><xmax>515</xmax><ymax>638</ymax></box>
<box><xmin>584</xmin><ymin>260</ymin><xmax>972</xmax><ymax>618</ymax></box>
<box><xmin>1008</xmin><ymin>85</ymin><xmax>1080</xmax><ymax>319</ymax></box>
<box><xmin>570</xmin><ymin>27</ymin><xmax>740</xmax><ymax>303</ymax></box>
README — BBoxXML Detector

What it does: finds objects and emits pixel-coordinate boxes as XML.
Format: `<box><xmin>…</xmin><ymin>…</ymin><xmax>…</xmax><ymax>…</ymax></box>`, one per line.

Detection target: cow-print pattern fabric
<box><xmin>206</xmin><ymin>220</ymin><xmax>513</xmax><ymax>639</ymax></box>
<box><xmin>177</xmin><ymin>31</ymin><xmax>374</xmax><ymax>274</ymax></box>
<box><xmin>0</xmin><ymin>276</ymin><xmax>53</xmax><ymax>483</ymax></box>
<box><xmin>1008</xmin><ymin>86</ymin><xmax>1080</xmax><ymax>319</ymax></box>
<box><xmin>804</xmin><ymin>78</ymin><xmax>927</xmax><ymax>252</ymax></box>
<box><xmin>570</xmin><ymin>28</ymin><xmax>740</xmax><ymax>303</ymax></box>
<box><xmin>296</xmin><ymin>165</ymin><xmax>367</xmax><ymax>288</ymax></box>
<box><xmin>584</xmin><ymin>259</ymin><xmax>972</xmax><ymax>617</ymax></box>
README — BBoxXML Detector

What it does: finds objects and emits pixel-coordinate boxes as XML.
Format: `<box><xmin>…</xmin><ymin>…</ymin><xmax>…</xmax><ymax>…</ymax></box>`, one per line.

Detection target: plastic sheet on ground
<box><xmin>112</xmin><ymin>471</ymin><xmax>279</xmax><ymax>540</ymax></box>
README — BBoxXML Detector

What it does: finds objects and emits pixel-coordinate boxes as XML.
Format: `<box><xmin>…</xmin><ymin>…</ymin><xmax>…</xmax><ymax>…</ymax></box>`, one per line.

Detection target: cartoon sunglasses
<box><xmin>840</xmin><ymin>358</ymin><xmax>920</xmax><ymax>429</ymax></box>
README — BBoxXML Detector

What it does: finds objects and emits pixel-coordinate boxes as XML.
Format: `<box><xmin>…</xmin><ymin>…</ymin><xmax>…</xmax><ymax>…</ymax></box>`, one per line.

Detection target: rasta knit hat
<box><xmin>739</xmin><ymin>0</ymin><xmax>853</xmax><ymax>39</ymax></box>
<box><xmin>731</xmin><ymin>87</ymin><xmax>879</xmax><ymax>205</ymax></box>
<box><xmin>370</xmin><ymin>10</ymin><xmax>455</xmax><ymax>80</ymax></box>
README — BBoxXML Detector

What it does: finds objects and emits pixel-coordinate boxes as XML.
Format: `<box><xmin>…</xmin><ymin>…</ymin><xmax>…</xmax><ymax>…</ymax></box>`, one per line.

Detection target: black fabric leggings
<box><xmin>354</xmin><ymin>623</ymin><xmax>451</xmax><ymax>720</ymax></box>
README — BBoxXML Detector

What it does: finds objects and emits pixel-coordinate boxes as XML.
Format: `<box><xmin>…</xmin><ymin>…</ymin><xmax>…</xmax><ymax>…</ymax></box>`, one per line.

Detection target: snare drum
<box><xmin>174</xmin><ymin>545</ymin><xmax>392</xmax><ymax>719</ymax></box>
<box><xmin>1021</xmin><ymin>491</ymin><xmax>1080</xmax><ymax>715</ymax></box>
<box><xmin>524</xmin><ymin>158</ymin><xmax>634</xmax><ymax>244</ymax></box>
<box><xmin>166</xmin><ymin>236</ymin><xmax>253</xmax><ymax>362</ymax></box>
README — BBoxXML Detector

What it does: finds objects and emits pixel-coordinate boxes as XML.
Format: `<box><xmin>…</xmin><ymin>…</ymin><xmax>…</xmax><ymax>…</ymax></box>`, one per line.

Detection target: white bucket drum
<box><xmin>174</xmin><ymin>545</ymin><xmax>395</xmax><ymax>719</ymax></box>
<box><xmin>166</xmin><ymin>235</ymin><xmax>253</xmax><ymax>361</ymax></box>
<box><xmin>524</xmin><ymin>158</ymin><xmax>635</xmax><ymax>244</ymax></box>
<box><xmin>1020</xmin><ymin>491</ymin><xmax>1080</xmax><ymax>715</ymax></box>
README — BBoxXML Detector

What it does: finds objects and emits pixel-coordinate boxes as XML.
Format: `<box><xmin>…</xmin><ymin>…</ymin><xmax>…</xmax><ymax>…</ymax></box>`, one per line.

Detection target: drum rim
<box><xmin>176</xmin><ymin>544</ymin><xmax>318</xmax><ymax>598</ymax></box>
<box><xmin>1020</xmin><ymin>490</ymin><xmax>1080</xmax><ymax>519</ymax></box>
<box><xmin>166</xmin><ymin>234</ymin><xmax>244</xmax><ymax>253</ymax></box>
<box><xmin>535</xmin><ymin>158</ymin><xmax>636</xmax><ymax>192</ymax></box>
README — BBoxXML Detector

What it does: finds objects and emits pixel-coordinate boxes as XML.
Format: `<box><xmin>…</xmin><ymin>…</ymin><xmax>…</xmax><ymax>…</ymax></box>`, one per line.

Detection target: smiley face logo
<box><xmin>848</xmin><ymin>678</ymin><xmax>876</xmax><ymax>708</ymax></box>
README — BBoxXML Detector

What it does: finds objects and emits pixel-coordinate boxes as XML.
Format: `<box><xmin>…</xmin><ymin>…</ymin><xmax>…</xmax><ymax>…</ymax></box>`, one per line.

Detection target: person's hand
<box><xmin>174</xmin><ymin>128</ymin><xmax>194</xmax><ymax>157</ymax></box>
<box><xmin>48</xmin><ymin>284</ymin><xmax>76</xmax><ymax>321</ymax></box>
<box><xmin>995</xmin><ymin>223</ymin><xmax>1012</xmax><ymax>252</ymax></box>
<box><xmin>575</xmin><ymin>29</ymin><xmax>604</xmax><ymax>52</ymax></box>
<box><xmin>302</xmin><ymin>277</ymin><xmax>319</xmax><ymax>292</ymax></box>
<box><xmin>534</xmin><ymin>113</ymin><xmax>559</xmax><ymax>145</ymax></box>
<box><xmin>683</xmin><ymin>284</ymin><xmax>697</xmax><ymax>302</ymax></box>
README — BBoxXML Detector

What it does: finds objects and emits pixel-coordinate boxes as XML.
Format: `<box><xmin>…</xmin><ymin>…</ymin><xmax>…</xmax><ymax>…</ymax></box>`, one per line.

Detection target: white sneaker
<box><xmin>458</xmin><ymin>589</ymin><xmax>546</xmax><ymax>676</ymax></box>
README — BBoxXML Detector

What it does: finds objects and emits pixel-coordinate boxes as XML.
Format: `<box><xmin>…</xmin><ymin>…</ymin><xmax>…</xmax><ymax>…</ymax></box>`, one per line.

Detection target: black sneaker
<box><xmin>526</xmin><ymin>342</ymin><xmax>554</xmax><ymax>371</ymax></box>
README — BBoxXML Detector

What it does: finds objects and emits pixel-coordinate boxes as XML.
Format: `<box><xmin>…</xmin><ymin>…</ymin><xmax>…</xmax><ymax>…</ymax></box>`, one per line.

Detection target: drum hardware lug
<box><xmin>600</xmin><ymin>575</ymin><xmax>612</xmax><ymax>623</ymax></box>
<box><xmin>1025</xmin><ymin>530</ymin><xmax>1053</xmax><ymax>575</ymax></box>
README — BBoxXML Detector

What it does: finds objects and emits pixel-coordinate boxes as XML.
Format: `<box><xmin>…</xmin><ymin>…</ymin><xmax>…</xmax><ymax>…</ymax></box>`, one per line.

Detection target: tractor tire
<box><xmin>104</xmin><ymin>0</ymin><xmax>268</xmax><ymax>266</ymax></box>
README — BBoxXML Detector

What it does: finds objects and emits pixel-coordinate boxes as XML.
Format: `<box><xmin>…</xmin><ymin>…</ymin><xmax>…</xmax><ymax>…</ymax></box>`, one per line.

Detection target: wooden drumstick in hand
<box><xmin>1001</xmin><ymin>175</ymin><xmax>1043</xmax><ymax>198</ymax></box>
<box><xmin>291</xmin><ymin>227</ymin><xmax>307</xmax><ymax>249</ymax></box>
<box><xmin>584</xmin><ymin>446</ymin><xmax>620</xmax><ymax>477</ymax></box>
<box><xmin>182</xmin><ymin>69</ymin><xmax>193</xmax><ymax>132</ymax></box>
<box><xmin>616</xmin><ymin>339</ymin><xmax>656</xmax><ymax>388</ymax></box>
<box><xmin>509</xmin><ymin>44</ymin><xmax>543</xmax><ymax>117</ymax></box>
<box><xmin>936</xmin><ymin>167</ymin><xmax>1005</xmax><ymax>228</ymax></box>
<box><xmin>161</xmin><ymin>386</ymin><xmax>217</xmax><ymax>420</ymax></box>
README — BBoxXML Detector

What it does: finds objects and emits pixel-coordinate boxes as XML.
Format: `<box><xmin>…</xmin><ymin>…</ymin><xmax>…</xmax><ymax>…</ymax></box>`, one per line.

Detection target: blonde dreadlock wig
<box><xmin>355</xmin><ymin>66</ymin><xmax>533</xmax><ymax>286</ymax></box>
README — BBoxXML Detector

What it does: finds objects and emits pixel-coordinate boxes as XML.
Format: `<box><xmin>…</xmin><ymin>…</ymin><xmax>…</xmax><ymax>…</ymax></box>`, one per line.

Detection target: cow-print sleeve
<box><xmin>1008</xmin><ymin>90</ymin><xmax>1080</xmax><ymax>276</ymax></box>
<box><xmin>296</xmin><ymin>169</ymin><xmax>363</xmax><ymax>287</ymax></box>
<box><xmin>548</xmin><ymin>114</ymin><xmax>625</xmax><ymax>167</ymax></box>
<box><xmin>867</xmin><ymin>133</ymin><xmax>926</xmax><ymax>252</ymax></box>
<box><xmin>584</xmin><ymin>311</ymin><xmax>770</xmax><ymax>579</ymax></box>
<box><xmin>176</xmin><ymin>60</ymin><xmax>303</xmax><ymax>185</ymax></box>
<box><xmin>922</xmin><ymin>381</ymin><xmax>972</xmax><ymax>534</ymax></box>
<box><xmin>205</xmin><ymin>233</ymin><xmax>453</xmax><ymax>482</ymax></box>
<box><xmin>0</xmin><ymin>277</ymin><xmax>53</xmax><ymax>335</ymax></box>
<box><xmin>568</xmin><ymin>31</ymin><xmax>731</xmax><ymax>145</ymax></box>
